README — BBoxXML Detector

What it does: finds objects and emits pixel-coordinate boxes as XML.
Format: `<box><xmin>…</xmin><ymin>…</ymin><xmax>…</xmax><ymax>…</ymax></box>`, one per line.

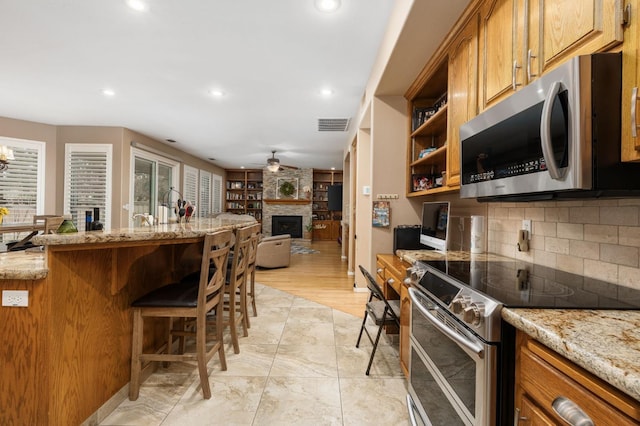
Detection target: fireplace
<box><xmin>272</xmin><ymin>215</ymin><xmax>302</xmax><ymax>238</ymax></box>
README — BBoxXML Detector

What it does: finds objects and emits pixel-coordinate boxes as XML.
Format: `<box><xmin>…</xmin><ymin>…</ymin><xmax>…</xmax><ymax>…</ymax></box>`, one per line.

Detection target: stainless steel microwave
<box><xmin>459</xmin><ymin>52</ymin><xmax>640</xmax><ymax>201</ymax></box>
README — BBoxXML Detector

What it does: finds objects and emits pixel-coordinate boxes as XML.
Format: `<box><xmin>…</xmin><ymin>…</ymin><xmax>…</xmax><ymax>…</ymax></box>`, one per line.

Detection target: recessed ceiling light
<box><xmin>209</xmin><ymin>89</ymin><xmax>225</xmax><ymax>97</ymax></box>
<box><xmin>240</xmin><ymin>166</ymin><xmax>245</xmax><ymax>169</ymax></box>
<box><xmin>102</xmin><ymin>88</ymin><xmax>115</xmax><ymax>97</ymax></box>
<box><xmin>126</xmin><ymin>0</ymin><xmax>148</xmax><ymax>12</ymax></box>
<box><xmin>315</xmin><ymin>0</ymin><xmax>341</xmax><ymax>12</ymax></box>
<box><xmin>321</xmin><ymin>88</ymin><xmax>334</xmax><ymax>96</ymax></box>
<box><xmin>331</xmin><ymin>167</ymin><xmax>336</xmax><ymax>170</ymax></box>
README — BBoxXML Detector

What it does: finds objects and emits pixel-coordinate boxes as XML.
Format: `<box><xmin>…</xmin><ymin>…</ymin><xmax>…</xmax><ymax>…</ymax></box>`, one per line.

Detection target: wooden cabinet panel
<box><xmin>480</xmin><ymin>0</ymin><xmax>623</xmax><ymax>111</ymax></box>
<box><xmin>399</xmin><ymin>279</ymin><xmax>410</xmax><ymax>377</ymax></box>
<box><xmin>515</xmin><ymin>332</ymin><xmax>640</xmax><ymax>425</ymax></box>
<box><xmin>480</xmin><ymin>0</ymin><xmax>518</xmax><ymax>109</ymax></box>
<box><xmin>447</xmin><ymin>13</ymin><xmax>479</xmax><ymax>187</ymax></box>
<box><xmin>622</xmin><ymin>0</ymin><xmax>640</xmax><ymax>162</ymax></box>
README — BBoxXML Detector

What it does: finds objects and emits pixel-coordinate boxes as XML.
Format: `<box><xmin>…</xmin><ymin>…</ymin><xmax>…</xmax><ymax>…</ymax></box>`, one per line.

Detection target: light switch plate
<box><xmin>2</xmin><ymin>290</ymin><xmax>29</xmax><ymax>307</ymax></box>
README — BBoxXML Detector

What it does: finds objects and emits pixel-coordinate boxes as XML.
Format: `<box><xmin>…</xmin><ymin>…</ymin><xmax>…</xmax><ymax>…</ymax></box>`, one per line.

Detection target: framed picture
<box><xmin>372</xmin><ymin>201</ymin><xmax>390</xmax><ymax>228</ymax></box>
<box><xmin>276</xmin><ymin>177</ymin><xmax>298</xmax><ymax>199</ymax></box>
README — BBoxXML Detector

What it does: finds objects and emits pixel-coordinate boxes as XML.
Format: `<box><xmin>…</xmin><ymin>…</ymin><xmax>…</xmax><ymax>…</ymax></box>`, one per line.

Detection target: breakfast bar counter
<box><xmin>0</xmin><ymin>217</ymin><xmax>256</xmax><ymax>425</ymax></box>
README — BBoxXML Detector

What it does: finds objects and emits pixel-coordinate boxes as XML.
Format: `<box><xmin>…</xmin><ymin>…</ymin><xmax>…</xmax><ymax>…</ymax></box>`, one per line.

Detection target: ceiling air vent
<box><xmin>318</xmin><ymin>118</ymin><xmax>350</xmax><ymax>132</ymax></box>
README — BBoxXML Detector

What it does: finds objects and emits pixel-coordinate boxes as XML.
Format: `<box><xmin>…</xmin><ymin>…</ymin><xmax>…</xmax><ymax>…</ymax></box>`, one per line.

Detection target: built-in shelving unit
<box><xmin>224</xmin><ymin>169</ymin><xmax>263</xmax><ymax>221</ymax></box>
<box><xmin>312</xmin><ymin>169</ymin><xmax>342</xmax><ymax>241</ymax></box>
<box><xmin>407</xmin><ymin>59</ymin><xmax>450</xmax><ymax>197</ymax></box>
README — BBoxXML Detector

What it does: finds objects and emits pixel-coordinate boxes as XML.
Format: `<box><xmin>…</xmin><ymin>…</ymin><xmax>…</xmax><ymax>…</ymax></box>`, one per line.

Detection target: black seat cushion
<box><xmin>365</xmin><ymin>299</ymin><xmax>400</xmax><ymax>325</ymax></box>
<box><xmin>132</xmin><ymin>281</ymin><xmax>198</xmax><ymax>308</ymax></box>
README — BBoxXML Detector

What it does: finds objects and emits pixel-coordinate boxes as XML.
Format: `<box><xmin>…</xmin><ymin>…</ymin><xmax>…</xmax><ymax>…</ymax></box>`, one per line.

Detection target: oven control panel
<box><xmin>411</xmin><ymin>261</ymin><xmax>503</xmax><ymax>342</ymax></box>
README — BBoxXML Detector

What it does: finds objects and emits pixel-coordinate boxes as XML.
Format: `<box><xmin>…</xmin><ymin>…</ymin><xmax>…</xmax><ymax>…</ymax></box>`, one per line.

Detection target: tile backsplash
<box><xmin>486</xmin><ymin>199</ymin><xmax>640</xmax><ymax>290</ymax></box>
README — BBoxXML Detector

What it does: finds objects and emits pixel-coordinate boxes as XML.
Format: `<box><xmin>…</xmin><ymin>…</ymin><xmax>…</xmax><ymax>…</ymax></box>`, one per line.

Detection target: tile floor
<box><xmin>99</xmin><ymin>283</ymin><xmax>409</xmax><ymax>425</ymax></box>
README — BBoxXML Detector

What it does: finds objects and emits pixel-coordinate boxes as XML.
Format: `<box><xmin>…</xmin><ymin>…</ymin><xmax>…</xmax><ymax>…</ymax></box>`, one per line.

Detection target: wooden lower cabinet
<box><xmin>376</xmin><ymin>254</ymin><xmax>411</xmax><ymax>377</ymax></box>
<box><xmin>515</xmin><ymin>331</ymin><xmax>640</xmax><ymax>425</ymax></box>
<box><xmin>312</xmin><ymin>219</ymin><xmax>340</xmax><ymax>241</ymax></box>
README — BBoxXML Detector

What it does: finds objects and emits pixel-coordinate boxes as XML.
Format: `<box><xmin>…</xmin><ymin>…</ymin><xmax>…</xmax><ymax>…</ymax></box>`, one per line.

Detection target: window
<box><xmin>199</xmin><ymin>170</ymin><xmax>212</xmax><ymax>218</ymax></box>
<box><xmin>0</xmin><ymin>137</ymin><xmax>45</xmax><ymax>241</ymax></box>
<box><xmin>131</xmin><ymin>148</ymin><xmax>180</xmax><ymax>225</ymax></box>
<box><xmin>64</xmin><ymin>144</ymin><xmax>113</xmax><ymax>231</ymax></box>
<box><xmin>183</xmin><ymin>165</ymin><xmax>198</xmax><ymax>217</ymax></box>
<box><xmin>212</xmin><ymin>173</ymin><xmax>223</xmax><ymax>214</ymax></box>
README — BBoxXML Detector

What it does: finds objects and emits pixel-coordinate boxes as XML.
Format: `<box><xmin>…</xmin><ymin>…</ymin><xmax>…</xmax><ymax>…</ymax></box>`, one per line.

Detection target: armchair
<box><xmin>255</xmin><ymin>234</ymin><xmax>291</xmax><ymax>268</ymax></box>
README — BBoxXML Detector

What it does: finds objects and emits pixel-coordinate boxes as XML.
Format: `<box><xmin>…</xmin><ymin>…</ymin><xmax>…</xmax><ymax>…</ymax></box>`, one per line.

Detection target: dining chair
<box><xmin>356</xmin><ymin>264</ymin><xmax>401</xmax><ymax>375</ymax></box>
<box><xmin>128</xmin><ymin>229</ymin><xmax>232</xmax><ymax>400</ymax></box>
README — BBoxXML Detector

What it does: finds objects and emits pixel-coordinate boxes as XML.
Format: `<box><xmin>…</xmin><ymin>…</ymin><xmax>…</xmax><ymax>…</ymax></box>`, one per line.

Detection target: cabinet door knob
<box><xmin>551</xmin><ymin>396</ymin><xmax>594</xmax><ymax>426</ymax></box>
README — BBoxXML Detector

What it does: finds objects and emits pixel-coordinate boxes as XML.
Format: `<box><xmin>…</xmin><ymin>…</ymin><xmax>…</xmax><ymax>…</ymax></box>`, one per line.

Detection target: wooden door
<box><xmin>479</xmin><ymin>0</ymin><xmax>519</xmax><ymax>110</ymax></box>
<box><xmin>447</xmin><ymin>13</ymin><xmax>479</xmax><ymax>187</ymax></box>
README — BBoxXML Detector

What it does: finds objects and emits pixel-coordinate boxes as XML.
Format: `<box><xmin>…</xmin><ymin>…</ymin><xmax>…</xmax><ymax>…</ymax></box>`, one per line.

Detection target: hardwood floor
<box><xmin>254</xmin><ymin>240</ymin><xmax>369</xmax><ymax>318</ymax></box>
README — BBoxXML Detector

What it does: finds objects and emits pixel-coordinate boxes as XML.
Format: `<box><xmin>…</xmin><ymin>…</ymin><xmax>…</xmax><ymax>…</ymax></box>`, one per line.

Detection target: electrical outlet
<box><xmin>2</xmin><ymin>290</ymin><xmax>29</xmax><ymax>307</ymax></box>
<box><xmin>522</xmin><ymin>220</ymin><xmax>532</xmax><ymax>238</ymax></box>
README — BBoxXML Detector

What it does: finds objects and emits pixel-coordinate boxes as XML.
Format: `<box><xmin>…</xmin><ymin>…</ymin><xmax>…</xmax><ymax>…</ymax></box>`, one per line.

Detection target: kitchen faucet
<box><xmin>132</xmin><ymin>213</ymin><xmax>152</xmax><ymax>227</ymax></box>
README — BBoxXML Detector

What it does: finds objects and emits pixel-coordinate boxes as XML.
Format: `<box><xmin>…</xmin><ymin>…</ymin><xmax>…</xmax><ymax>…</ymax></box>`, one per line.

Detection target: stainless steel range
<box><xmin>406</xmin><ymin>258</ymin><xmax>640</xmax><ymax>426</ymax></box>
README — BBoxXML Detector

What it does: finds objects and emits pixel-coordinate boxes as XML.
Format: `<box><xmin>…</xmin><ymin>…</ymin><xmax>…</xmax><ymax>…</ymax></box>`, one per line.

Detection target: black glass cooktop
<box><xmin>419</xmin><ymin>259</ymin><xmax>640</xmax><ymax>309</ymax></box>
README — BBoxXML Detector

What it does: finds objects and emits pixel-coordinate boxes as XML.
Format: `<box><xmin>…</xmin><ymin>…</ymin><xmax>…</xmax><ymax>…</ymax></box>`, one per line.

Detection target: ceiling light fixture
<box><xmin>126</xmin><ymin>0</ymin><xmax>148</xmax><ymax>12</ymax></box>
<box><xmin>321</xmin><ymin>88</ymin><xmax>334</xmax><ymax>96</ymax></box>
<box><xmin>267</xmin><ymin>150</ymin><xmax>280</xmax><ymax>172</ymax></box>
<box><xmin>314</xmin><ymin>0</ymin><xmax>341</xmax><ymax>12</ymax></box>
<box><xmin>209</xmin><ymin>89</ymin><xmax>225</xmax><ymax>97</ymax></box>
<box><xmin>102</xmin><ymin>88</ymin><xmax>115</xmax><ymax>97</ymax></box>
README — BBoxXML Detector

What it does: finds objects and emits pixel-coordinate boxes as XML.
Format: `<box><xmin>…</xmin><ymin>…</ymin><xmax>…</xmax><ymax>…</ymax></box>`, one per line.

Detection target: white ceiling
<box><xmin>0</xmin><ymin>0</ymin><xmax>467</xmax><ymax>170</ymax></box>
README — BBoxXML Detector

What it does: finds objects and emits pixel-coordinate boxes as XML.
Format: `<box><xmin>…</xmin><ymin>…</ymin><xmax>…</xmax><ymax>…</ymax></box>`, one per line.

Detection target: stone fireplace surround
<box><xmin>262</xmin><ymin>168</ymin><xmax>313</xmax><ymax>238</ymax></box>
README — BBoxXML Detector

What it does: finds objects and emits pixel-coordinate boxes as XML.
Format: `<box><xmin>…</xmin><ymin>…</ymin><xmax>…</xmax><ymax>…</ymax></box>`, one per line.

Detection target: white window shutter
<box><xmin>0</xmin><ymin>137</ymin><xmax>45</xmax><ymax>229</ymax></box>
<box><xmin>199</xmin><ymin>170</ymin><xmax>212</xmax><ymax>218</ymax></box>
<box><xmin>212</xmin><ymin>173</ymin><xmax>222</xmax><ymax>214</ymax></box>
<box><xmin>64</xmin><ymin>144</ymin><xmax>112</xmax><ymax>231</ymax></box>
<box><xmin>183</xmin><ymin>165</ymin><xmax>199</xmax><ymax>216</ymax></box>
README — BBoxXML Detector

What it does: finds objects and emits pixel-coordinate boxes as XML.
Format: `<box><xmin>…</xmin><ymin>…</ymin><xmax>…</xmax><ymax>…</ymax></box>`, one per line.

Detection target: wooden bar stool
<box><xmin>244</xmin><ymin>223</ymin><xmax>261</xmax><ymax>326</ymax></box>
<box><xmin>129</xmin><ymin>230</ymin><xmax>232</xmax><ymax>400</ymax></box>
<box><xmin>223</xmin><ymin>224</ymin><xmax>253</xmax><ymax>353</ymax></box>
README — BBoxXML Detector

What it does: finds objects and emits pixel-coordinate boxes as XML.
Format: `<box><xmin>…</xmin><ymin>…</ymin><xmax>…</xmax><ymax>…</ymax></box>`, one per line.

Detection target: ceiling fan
<box><xmin>266</xmin><ymin>150</ymin><xmax>298</xmax><ymax>172</ymax></box>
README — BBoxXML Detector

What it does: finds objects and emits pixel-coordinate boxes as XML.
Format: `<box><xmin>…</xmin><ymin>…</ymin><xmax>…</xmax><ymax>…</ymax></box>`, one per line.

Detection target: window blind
<box><xmin>64</xmin><ymin>144</ymin><xmax>112</xmax><ymax>231</ymax></box>
<box><xmin>0</xmin><ymin>138</ymin><xmax>44</xmax><ymax>238</ymax></box>
<box><xmin>199</xmin><ymin>170</ymin><xmax>212</xmax><ymax>218</ymax></box>
<box><xmin>183</xmin><ymin>165</ymin><xmax>198</xmax><ymax>216</ymax></box>
<box><xmin>212</xmin><ymin>173</ymin><xmax>222</xmax><ymax>214</ymax></box>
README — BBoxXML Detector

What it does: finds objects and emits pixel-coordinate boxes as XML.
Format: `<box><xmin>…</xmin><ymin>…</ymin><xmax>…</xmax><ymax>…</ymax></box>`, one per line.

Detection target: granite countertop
<box><xmin>502</xmin><ymin>308</ymin><xmax>640</xmax><ymax>401</ymax></box>
<box><xmin>0</xmin><ymin>250</ymin><xmax>47</xmax><ymax>280</ymax></box>
<box><xmin>31</xmin><ymin>216</ymin><xmax>256</xmax><ymax>246</ymax></box>
<box><xmin>1</xmin><ymin>217</ymin><xmax>256</xmax><ymax>280</ymax></box>
<box><xmin>395</xmin><ymin>249</ymin><xmax>513</xmax><ymax>264</ymax></box>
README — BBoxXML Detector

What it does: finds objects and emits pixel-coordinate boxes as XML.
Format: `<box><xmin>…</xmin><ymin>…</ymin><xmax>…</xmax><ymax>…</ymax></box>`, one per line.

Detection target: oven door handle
<box><xmin>409</xmin><ymin>287</ymin><xmax>485</xmax><ymax>359</ymax></box>
<box><xmin>406</xmin><ymin>393</ymin><xmax>426</xmax><ymax>426</ymax></box>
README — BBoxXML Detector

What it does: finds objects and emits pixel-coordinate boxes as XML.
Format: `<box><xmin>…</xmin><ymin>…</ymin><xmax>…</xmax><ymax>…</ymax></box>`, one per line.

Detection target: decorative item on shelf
<box><xmin>0</xmin><ymin>207</ymin><xmax>8</xmax><ymax>225</ymax></box>
<box><xmin>302</xmin><ymin>185</ymin><xmax>311</xmax><ymax>199</ymax></box>
<box><xmin>412</xmin><ymin>174</ymin><xmax>432</xmax><ymax>192</ymax></box>
<box><xmin>434</xmin><ymin>92</ymin><xmax>448</xmax><ymax>111</ymax></box>
<box><xmin>418</xmin><ymin>146</ymin><xmax>437</xmax><ymax>159</ymax></box>
<box><xmin>0</xmin><ymin>145</ymin><xmax>15</xmax><ymax>172</ymax></box>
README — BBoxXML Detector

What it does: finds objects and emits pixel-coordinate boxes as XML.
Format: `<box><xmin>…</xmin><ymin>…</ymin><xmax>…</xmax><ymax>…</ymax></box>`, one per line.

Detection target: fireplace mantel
<box><xmin>264</xmin><ymin>199</ymin><xmax>310</xmax><ymax>205</ymax></box>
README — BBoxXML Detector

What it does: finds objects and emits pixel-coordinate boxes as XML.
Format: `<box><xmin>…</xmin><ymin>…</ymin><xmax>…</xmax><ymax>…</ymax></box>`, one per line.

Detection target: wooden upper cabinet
<box><xmin>480</xmin><ymin>0</ymin><xmax>623</xmax><ymax>111</ymax></box>
<box><xmin>479</xmin><ymin>0</ymin><xmax>518</xmax><ymax>110</ymax></box>
<box><xmin>447</xmin><ymin>13</ymin><xmax>479</xmax><ymax>187</ymax></box>
<box><xmin>622</xmin><ymin>0</ymin><xmax>640</xmax><ymax>162</ymax></box>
